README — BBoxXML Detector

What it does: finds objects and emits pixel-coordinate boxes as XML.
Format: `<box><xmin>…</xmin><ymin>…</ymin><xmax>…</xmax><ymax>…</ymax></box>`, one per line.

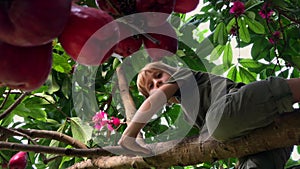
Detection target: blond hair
<box><xmin>137</xmin><ymin>62</ymin><xmax>178</xmax><ymax>97</ymax></box>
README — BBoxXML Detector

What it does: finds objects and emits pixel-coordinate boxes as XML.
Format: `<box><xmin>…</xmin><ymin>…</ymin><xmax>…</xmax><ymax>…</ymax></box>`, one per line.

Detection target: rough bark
<box><xmin>68</xmin><ymin>109</ymin><xmax>300</xmax><ymax>169</ymax></box>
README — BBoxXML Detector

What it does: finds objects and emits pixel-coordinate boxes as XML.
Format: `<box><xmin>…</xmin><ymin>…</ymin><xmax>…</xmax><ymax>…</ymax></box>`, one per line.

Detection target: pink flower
<box><xmin>111</xmin><ymin>117</ymin><xmax>121</xmax><ymax>127</ymax></box>
<box><xmin>269</xmin><ymin>31</ymin><xmax>281</xmax><ymax>44</ymax></box>
<box><xmin>268</xmin><ymin>38</ymin><xmax>275</xmax><ymax>44</ymax></box>
<box><xmin>92</xmin><ymin>111</ymin><xmax>109</xmax><ymax>130</ymax></box>
<box><xmin>259</xmin><ymin>3</ymin><xmax>274</xmax><ymax>19</ymax></box>
<box><xmin>230</xmin><ymin>0</ymin><xmax>245</xmax><ymax>17</ymax></box>
<box><xmin>92</xmin><ymin>111</ymin><xmax>121</xmax><ymax>131</ymax></box>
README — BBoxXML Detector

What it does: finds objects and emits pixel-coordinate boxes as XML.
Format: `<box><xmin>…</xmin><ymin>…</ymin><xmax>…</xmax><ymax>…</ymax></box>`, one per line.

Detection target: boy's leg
<box><xmin>237</xmin><ymin>146</ymin><xmax>293</xmax><ymax>169</ymax></box>
<box><xmin>206</xmin><ymin>77</ymin><xmax>295</xmax><ymax>141</ymax></box>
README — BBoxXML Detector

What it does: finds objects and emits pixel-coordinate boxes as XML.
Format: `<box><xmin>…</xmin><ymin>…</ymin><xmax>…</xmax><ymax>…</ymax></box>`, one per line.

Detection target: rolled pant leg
<box><xmin>237</xmin><ymin>146</ymin><xmax>293</xmax><ymax>169</ymax></box>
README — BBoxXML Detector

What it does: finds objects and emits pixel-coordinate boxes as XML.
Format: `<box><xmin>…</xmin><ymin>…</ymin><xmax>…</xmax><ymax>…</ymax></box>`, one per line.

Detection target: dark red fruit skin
<box><xmin>136</xmin><ymin>0</ymin><xmax>175</xmax><ymax>27</ymax></box>
<box><xmin>174</xmin><ymin>0</ymin><xmax>199</xmax><ymax>13</ymax></box>
<box><xmin>8</xmin><ymin>152</ymin><xmax>28</xmax><ymax>169</ymax></box>
<box><xmin>59</xmin><ymin>4</ymin><xmax>119</xmax><ymax>66</ymax></box>
<box><xmin>0</xmin><ymin>41</ymin><xmax>52</xmax><ymax>92</ymax></box>
<box><xmin>0</xmin><ymin>0</ymin><xmax>71</xmax><ymax>46</ymax></box>
<box><xmin>142</xmin><ymin>22</ymin><xmax>178</xmax><ymax>61</ymax></box>
<box><xmin>114</xmin><ymin>22</ymin><xmax>142</xmax><ymax>57</ymax></box>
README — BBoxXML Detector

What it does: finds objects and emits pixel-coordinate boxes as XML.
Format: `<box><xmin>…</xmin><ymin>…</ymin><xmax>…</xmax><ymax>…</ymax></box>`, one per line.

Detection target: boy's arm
<box><xmin>118</xmin><ymin>83</ymin><xmax>179</xmax><ymax>154</ymax></box>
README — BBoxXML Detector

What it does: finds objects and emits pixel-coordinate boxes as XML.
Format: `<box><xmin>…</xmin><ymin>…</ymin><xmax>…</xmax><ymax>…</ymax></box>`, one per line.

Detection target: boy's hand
<box><xmin>118</xmin><ymin>135</ymin><xmax>152</xmax><ymax>155</ymax></box>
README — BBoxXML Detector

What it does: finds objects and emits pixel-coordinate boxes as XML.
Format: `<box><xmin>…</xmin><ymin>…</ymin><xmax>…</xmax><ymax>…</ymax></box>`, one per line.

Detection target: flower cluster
<box><xmin>230</xmin><ymin>0</ymin><xmax>245</xmax><ymax>17</ymax></box>
<box><xmin>92</xmin><ymin>111</ymin><xmax>121</xmax><ymax>131</ymax></box>
<box><xmin>259</xmin><ymin>3</ymin><xmax>274</xmax><ymax>20</ymax></box>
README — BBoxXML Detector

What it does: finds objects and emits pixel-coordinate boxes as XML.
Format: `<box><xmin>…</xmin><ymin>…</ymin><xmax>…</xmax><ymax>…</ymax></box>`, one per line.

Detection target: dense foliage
<box><xmin>0</xmin><ymin>0</ymin><xmax>300</xmax><ymax>168</ymax></box>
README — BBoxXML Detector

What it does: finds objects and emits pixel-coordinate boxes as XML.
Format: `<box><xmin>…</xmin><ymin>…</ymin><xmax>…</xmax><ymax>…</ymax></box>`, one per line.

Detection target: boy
<box><xmin>119</xmin><ymin>61</ymin><xmax>300</xmax><ymax>168</ymax></box>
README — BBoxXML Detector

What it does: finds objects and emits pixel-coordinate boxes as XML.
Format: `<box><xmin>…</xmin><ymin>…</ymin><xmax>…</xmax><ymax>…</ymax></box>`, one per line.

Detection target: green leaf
<box><xmin>226</xmin><ymin>18</ymin><xmax>236</xmax><ymax>33</ymax></box>
<box><xmin>251</xmin><ymin>37</ymin><xmax>270</xmax><ymax>60</ymax></box>
<box><xmin>238</xmin><ymin>18</ymin><xmax>251</xmax><ymax>43</ymax></box>
<box><xmin>210</xmin><ymin>45</ymin><xmax>225</xmax><ymax>61</ymax></box>
<box><xmin>291</xmin><ymin>56</ymin><xmax>300</xmax><ymax>70</ymax></box>
<box><xmin>245</xmin><ymin>11</ymin><xmax>256</xmax><ymax>20</ymax></box>
<box><xmin>46</xmin><ymin>73</ymin><xmax>60</xmax><ymax>94</ymax></box>
<box><xmin>239</xmin><ymin>66</ymin><xmax>256</xmax><ymax>83</ymax></box>
<box><xmin>244</xmin><ymin>16</ymin><xmax>265</xmax><ymax>34</ymax></box>
<box><xmin>213</xmin><ymin>22</ymin><xmax>227</xmax><ymax>45</ymax></box>
<box><xmin>239</xmin><ymin>58</ymin><xmax>264</xmax><ymax>69</ymax></box>
<box><xmin>52</xmin><ymin>53</ymin><xmax>72</xmax><ymax>73</ymax></box>
<box><xmin>223</xmin><ymin>43</ymin><xmax>233</xmax><ymax>68</ymax></box>
<box><xmin>70</xmin><ymin>117</ymin><xmax>93</xmax><ymax>144</ymax></box>
<box><xmin>62</xmin><ymin>78</ymin><xmax>71</xmax><ymax>99</ymax></box>
<box><xmin>164</xmin><ymin>104</ymin><xmax>181</xmax><ymax>125</ymax></box>
<box><xmin>278</xmin><ymin>69</ymin><xmax>289</xmax><ymax>78</ymax></box>
<box><xmin>227</xmin><ymin>66</ymin><xmax>240</xmax><ymax>82</ymax></box>
<box><xmin>211</xmin><ymin>64</ymin><xmax>229</xmax><ymax>75</ymax></box>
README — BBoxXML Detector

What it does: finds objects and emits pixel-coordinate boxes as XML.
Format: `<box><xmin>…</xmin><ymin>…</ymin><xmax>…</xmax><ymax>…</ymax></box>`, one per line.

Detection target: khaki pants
<box><xmin>206</xmin><ymin>77</ymin><xmax>294</xmax><ymax>168</ymax></box>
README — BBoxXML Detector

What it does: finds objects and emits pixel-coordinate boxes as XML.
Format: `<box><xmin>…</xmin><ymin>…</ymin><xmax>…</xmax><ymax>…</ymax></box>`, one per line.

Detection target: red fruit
<box><xmin>8</xmin><ymin>152</ymin><xmax>28</xmax><ymax>169</ymax></box>
<box><xmin>136</xmin><ymin>0</ymin><xmax>175</xmax><ymax>27</ymax></box>
<box><xmin>59</xmin><ymin>4</ymin><xmax>119</xmax><ymax>66</ymax></box>
<box><xmin>0</xmin><ymin>41</ymin><xmax>52</xmax><ymax>91</ymax></box>
<box><xmin>0</xmin><ymin>0</ymin><xmax>71</xmax><ymax>46</ymax></box>
<box><xmin>143</xmin><ymin>22</ymin><xmax>178</xmax><ymax>61</ymax></box>
<box><xmin>174</xmin><ymin>0</ymin><xmax>199</xmax><ymax>13</ymax></box>
<box><xmin>114</xmin><ymin>22</ymin><xmax>142</xmax><ymax>57</ymax></box>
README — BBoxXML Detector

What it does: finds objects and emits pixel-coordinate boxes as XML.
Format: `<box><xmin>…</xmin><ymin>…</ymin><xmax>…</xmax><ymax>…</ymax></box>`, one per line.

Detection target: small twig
<box><xmin>0</xmin><ymin>88</ymin><xmax>11</xmax><ymax>110</ymax></box>
<box><xmin>0</xmin><ymin>92</ymin><xmax>29</xmax><ymax>120</ymax></box>
<box><xmin>32</xmin><ymin>94</ymin><xmax>69</xmax><ymax>117</ymax></box>
<box><xmin>0</xmin><ymin>141</ymin><xmax>116</xmax><ymax>157</ymax></box>
<box><xmin>0</xmin><ymin>126</ymin><xmax>50</xmax><ymax>162</ymax></box>
<box><xmin>274</xmin><ymin>7</ymin><xmax>300</xmax><ymax>25</ymax></box>
<box><xmin>0</xmin><ymin>127</ymin><xmax>37</xmax><ymax>145</ymax></box>
<box><xmin>16</xmin><ymin>128</ymin><xmax>87</xmax><ymax>149</ymax></box>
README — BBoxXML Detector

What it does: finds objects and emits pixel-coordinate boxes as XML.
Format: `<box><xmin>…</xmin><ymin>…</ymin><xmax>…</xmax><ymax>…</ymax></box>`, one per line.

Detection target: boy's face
<box><xmin>144</xmin><ymin>70</ymin><xmax>171</xmax><ymax>95</ymax></box>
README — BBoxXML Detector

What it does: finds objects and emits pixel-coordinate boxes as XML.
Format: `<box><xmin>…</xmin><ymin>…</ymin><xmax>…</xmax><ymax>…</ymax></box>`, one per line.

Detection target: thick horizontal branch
<box><xmin>69</xmin><ymin>109</ymin><xmax>300</xmax><ymax>169</ymax></box>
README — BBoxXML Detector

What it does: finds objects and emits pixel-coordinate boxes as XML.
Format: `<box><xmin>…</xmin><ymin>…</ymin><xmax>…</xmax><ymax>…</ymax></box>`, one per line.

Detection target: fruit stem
<box><xmin>118</xmin><ymin>18</ymin><xmax>160</xmax><ymax>45</ymax></box>
<box><xmin>104</xmin><ymin>0</ymin><xmax>123</xmax><ymax>17</ymax></box>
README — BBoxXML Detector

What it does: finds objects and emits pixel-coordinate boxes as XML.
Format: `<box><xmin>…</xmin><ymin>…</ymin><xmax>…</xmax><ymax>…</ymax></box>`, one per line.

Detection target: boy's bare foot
<box><xmin>118</xmin><ymin>135</ymin><xmax>152</xmax><ymax>155</ymax></box>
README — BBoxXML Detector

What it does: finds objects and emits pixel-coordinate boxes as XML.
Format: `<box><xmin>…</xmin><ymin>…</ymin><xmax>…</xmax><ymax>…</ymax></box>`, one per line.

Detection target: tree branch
<box><xmin>0</xmin><ymin>92</ymin><xmax>29</xmax><ymax>120</ymax></box>
<box><xmin>116</xmin><ymin>66</ymin><xmax>145</xmax><ymax>144</ymax></box>
<box><xmin>116</xmin><ymin>66</ymin><xmax>137</xmax><ymax>121</ymax></box>
<box><xmin>0</xmin><ymin>88</ymin><xmax>11</xmax><ymax>110</ymax></box>
<box><xmin>67</xmin><ymin>109</ymin><xmax>300</xmax><ymax>168</ymax></box>
<box><xmin>16</xmin><ymin>128</ymin><xmax>87</xmax><ymax>149</ymax></box>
